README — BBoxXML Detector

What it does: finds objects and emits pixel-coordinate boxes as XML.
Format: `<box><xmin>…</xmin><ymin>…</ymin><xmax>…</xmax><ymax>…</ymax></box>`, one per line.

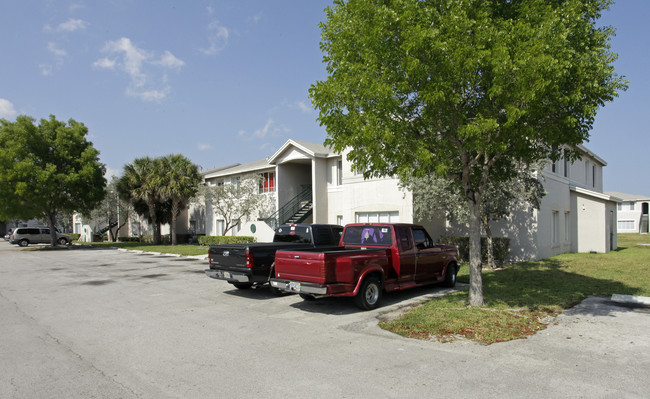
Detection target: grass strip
<box><xmin>380</xmin><ymin>234</ymin><xmax>650</xmax><ymax>345</ymax></box>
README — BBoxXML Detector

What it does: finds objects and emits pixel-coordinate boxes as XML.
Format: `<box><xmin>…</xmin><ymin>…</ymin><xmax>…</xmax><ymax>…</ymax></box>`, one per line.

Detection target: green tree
<box><xmin>157</xmin><ymin>154</ymin><xmax>201</xmax><ymax>245</ymax></box>
<box><xmin>0</xmin><ymin>115</ymin><xmax>106</xmax><ymax>245</ymax></box>
<box><xmin>404</xmin><ymin>164</ymin><xmax>545</xmax><ymax>269</ymax></box>
<box><xmin>310</xmin><ymin>0</ymin><xmax>626</xmax><ymax>306</ymax></box>
<box><xmin>196</xmin><ymin>174</ymin><xmax>266</xmax><ymax>236</ymax></box>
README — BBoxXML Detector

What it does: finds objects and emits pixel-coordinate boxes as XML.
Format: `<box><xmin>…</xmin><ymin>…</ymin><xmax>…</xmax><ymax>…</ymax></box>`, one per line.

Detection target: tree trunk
<box><xmin>467</xmin><ymin>195</ymin><xmax>484</xmax><ymax>306</ymax></box>
<box><xmin>154</xmin><ymin>222</ymin><xmax>161</xmax><ymax>245</ymax></box>
<box><xmin>170</xmin><ymin>200</ymin><xmax>178</xmax><ymax>246</ymax></box>
<box><xmin>46</xmin><ymin>212</ymin><xmax>58</xmax><ymax>246</ymax></box>
<box><xmin>481</xmin><ymin>214</ymin><xmax>496</xmax><ymax>270</ymax></box>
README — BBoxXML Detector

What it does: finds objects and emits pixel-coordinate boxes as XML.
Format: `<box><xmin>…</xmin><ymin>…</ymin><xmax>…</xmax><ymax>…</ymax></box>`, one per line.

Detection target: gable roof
<box><xmin>203</xmin><ymin>158</ymin><xmax>273</xmax><ymax>180</ymax></box>
<box><xmin>604</xmin><ymin>191</ymin><xmax>650</xmax><ymax>202</ymax></box>
<box><xmin>268</xmin><ymin>139</ymin><xmax>336</xmax><ymax>164</ymax></box>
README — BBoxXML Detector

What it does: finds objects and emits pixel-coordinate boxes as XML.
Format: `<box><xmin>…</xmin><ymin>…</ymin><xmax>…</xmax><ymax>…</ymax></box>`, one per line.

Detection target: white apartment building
<box><xmin>189</xmin><ymin>139</ymin><xmax>618</xmax><ymax>261</ymax></box>
<box><xmin>605</xmin><ymin>192</ymin><xmax>650</xmax><ymax>234</ymax></box>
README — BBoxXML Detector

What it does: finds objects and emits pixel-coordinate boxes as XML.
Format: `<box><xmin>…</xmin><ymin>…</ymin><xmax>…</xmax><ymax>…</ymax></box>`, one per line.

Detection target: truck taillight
<box><xmin>245</xmin><ymin>248</ymin><xmax>254</xmax><ymax>268</ymax></box>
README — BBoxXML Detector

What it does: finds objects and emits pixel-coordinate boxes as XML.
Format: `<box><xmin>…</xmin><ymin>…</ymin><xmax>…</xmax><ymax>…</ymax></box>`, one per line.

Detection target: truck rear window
<box><xmin>273</xmin><ymin>226</ymin><xmax>312</xmax><ymax>243</ymax></box>
<box><xmin>342</xmin><ymin>226</ymin><xmax>393</xmax><ymax>246</ymax></box>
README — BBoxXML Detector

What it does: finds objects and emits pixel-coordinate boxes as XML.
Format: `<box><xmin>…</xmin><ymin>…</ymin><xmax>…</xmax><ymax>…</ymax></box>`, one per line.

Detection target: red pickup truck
<box><xmin>270</xmin><ymin>223</ymin><xmax>459</xmax><ymax>310</ymax></box>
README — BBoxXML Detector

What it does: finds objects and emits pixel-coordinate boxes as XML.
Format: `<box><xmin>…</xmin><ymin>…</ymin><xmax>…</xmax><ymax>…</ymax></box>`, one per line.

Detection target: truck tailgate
<box><xmin>274</xmin><ymin>248</ymin><xmax>389</xmax><ymax>285</ymax></box>
<box><xmin>274</xmin><ymin>250</ymin><xmax>333</xmax><ymax>285</ymax></box>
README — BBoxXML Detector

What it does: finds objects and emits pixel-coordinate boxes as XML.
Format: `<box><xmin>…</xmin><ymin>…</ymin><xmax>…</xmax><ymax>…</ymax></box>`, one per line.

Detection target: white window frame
<box><xmin>618</xmin><ymin>220</ymin><xmax>635</xmax><ymax>231</ymax></box>
<box><xmin>552</xmin><ymin>211</ymin><xmax>559</xmax><ymax>245</ymax></box>
<box><xmin>355</xmin><ymin>211</ymin><xmax>399</xmax><ymax>223</ymax></box>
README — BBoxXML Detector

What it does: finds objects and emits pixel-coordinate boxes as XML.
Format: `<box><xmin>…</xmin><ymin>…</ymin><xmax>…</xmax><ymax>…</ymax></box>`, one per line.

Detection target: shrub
<box><xmin>198</xmin><ymin>236</ymin><xmax>256</xmax><ymax>246</ymax></box>
<box><xmin>117</xmin><ymin>237</ymin><xmax>140</xmax><ymax>242</ymax></box>
<box><xmin>69</xmin><ymin>233</ymin><xmax>81</xmax><ymax>241</ymax></box>
<box><xmin>439</xmin><ymin>236</ymin><xmax>510</xmax><ymax>265</ymax></box>
<box><xmin>140</xmin><ymin>235</ymin><xmax>171</xmax><ymax>244</ymax></box>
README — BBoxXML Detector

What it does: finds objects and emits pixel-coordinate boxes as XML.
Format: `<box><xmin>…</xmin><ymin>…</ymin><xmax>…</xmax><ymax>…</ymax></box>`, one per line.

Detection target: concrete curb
<box><xmin>611</xmin><ymin>294</ymin><xmax>650</xmax><ymax>307</ymax></box>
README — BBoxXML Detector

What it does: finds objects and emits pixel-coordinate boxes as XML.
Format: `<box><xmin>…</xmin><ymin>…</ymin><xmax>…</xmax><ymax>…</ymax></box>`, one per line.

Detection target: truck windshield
<box><xmin>342</xmin><ymin>225</ymin><xmax>393</xmax><ymax>246</ymax></box>
<box><xmin>273</xmin><ymin>226</ymin><xmax>312</xmax><ymax>243</ymax></box>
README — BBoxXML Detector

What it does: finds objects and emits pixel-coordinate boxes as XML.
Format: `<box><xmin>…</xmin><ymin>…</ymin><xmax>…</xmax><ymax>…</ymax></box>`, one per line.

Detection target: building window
<box><xmin>563</xmin><ymin>150</ymin><xmax>569</xmax><ymax>178</ymax></box>
<box><xmin>618</xmin><ymin>220</ymin><xmax>635</xmax><ymax>230</ymax></box>
<box><xmin>356</xmin><ymin>211</ymin><xmax>399</xmax><ymax>223</ymax></box>
<box><xmin>337</xmin><ymin>215</ymin><xmax>343</xmax><ymax>225</ymax></box>
<box><xmin>564</xmin><ymin>211</ymin><xmax>570</xmax><ymax>242</ymax></box>
<box><xmin>259</xmin><ymin>172</ymin><xmax>275</xmax><ymax>193</ymax></box>
<box><xmin>592</xmin><ymin>165</ymin><xmax>596</xmax><ymax>187</ymax></box>
<box><xmin>552</xmin><ymin>211</ymin><xmax>559</xmax><ymax>245</ymax></box>
<box><xmin>585</xmin><ymin>160</ymin><xmax>590</xmax><ymax>185</ymax></box>
<box><xmin>628</xmin><ymin>202</ymin><xmax>635</xmax><ymax>211</ymax></box>
<box><xmin>337</xmin><ymin>160</ymin><xmax>343</xmax><ymax>186</ymax></box>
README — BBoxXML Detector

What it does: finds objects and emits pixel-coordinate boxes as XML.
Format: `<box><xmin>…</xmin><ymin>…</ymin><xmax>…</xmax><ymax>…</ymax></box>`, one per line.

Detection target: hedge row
<box><xmin>438</xmin><ymin>236</ymin><xmax>510</xmax><ymax>265</ymax></box>
<box><xmin>198</xmin><ymin>236</ymin><xmax>256</xmax><ymax>246</ymax></box>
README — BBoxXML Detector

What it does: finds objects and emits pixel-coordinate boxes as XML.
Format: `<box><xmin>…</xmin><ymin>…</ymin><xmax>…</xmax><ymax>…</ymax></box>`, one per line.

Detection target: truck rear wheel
<box><xmin>299</xmin><ymin>293</ymin><xmax>316</xmax><ymax>301</ymax></box>
<box><xmin>355</xmin><ymin>276</ymin><xmax>382</xmax><ymax>310</ymax></box>
<box><xmin>232</xmin><ymin>282</ymin><xmax>253</xmax><ymax>290</ymax></box>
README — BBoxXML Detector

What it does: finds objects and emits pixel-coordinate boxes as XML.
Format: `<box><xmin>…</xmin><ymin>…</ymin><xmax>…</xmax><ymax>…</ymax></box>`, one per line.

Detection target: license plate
<box><xmin>216</xmin><ymin>271</ymin><xmax>231</xmax><ymax>279</ymax></box>
<box><xmin>288</xmin><ymin>282</ymin><xmax>301</xmax><ymax>292</ymax></box>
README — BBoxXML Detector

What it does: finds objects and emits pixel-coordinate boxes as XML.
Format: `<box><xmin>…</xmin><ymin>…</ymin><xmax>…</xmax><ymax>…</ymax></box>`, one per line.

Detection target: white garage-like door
<box><xmin>355</xmin><ymin>212</ymin><xmax>399</xmax><ymax>223</ymax></box>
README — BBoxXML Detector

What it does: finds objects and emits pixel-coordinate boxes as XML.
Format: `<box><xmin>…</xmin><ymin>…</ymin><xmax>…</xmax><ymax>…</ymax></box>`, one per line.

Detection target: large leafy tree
<box><xmin>157</xmin><ymin>154</ymin><xmax>201</xmax><ymax>245</ymax></box>
<box><xmin>310</xmin><ymin>0</ymin><xmax>626</xmax><ymax>306</ymax></box>
<box><xmin>0</xmin><ymin>115</ymin><xmax>106</xmax><ymax>245</ymax></box>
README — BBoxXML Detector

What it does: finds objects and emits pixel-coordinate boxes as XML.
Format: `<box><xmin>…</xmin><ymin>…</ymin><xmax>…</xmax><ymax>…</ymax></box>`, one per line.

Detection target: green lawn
<box><xmin>69</xmin><ymin>241</ymin><xmax>209</xmax><ymax>256</ymax></box>
<box><xmin>380</xmin><ymin>233</ymin><xmax>650</xmax><ymax>345</ymax></box>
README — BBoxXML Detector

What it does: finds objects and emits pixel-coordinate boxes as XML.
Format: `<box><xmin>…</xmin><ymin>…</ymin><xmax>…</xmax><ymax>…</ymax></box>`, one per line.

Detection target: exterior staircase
<box><xmin>264</xmin><ymin>185</ymin><xmax>313</xmax><ymax>230</ymax></box>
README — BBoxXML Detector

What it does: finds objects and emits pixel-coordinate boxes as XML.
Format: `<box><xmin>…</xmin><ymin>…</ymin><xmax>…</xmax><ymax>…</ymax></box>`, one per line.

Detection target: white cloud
<box><xmin>296</xmin><ymin>101</ymin><xmax>313</xmax><ymax>114</ymax></box>
<box><xmin>254</xmin><ymin>118</ymin><xmax>275</xmax><ymax>138</ymax></box>
<box><xmin>126</xmin><ymin>87</ymin><xmax>169</xmax><ymax>102</ymax></box>
<box><xmin>201</xmin><ymin>18</ymin><xmax>230</xmax><ymax>55</ymax></box>
<box><xmin>0</xmin><ymin>98</ymin><xmax>17</xmax><ymax>119</ymax></box>
<box><xmin>93</xmin><ymin>57</ymin><xmax>116</xmax><ymax>69</ymax></box>
<box><xmin>95</xmin><ymin>37</ymin><xmax>184</xmax><ymax>102</ymax></box>
<box><xmin>99</xmin><ymin>37</ymin><xmax>150</xmax><ymax>87</ymax></box>
<box><xmin>155</xmin><ymin>51</ymin><xmax>185</xmax><ymax>69</ymax></box>
<box><xmin>47</xmin><ymin>42</ymin><xmax>67</xmax><ymax>57</ymax></box>
<box><xmin>40</xmin><ymin>64</ymin><xmax>53</xmax><ymax>76</ymax></box>
<box><xmin>198</xmin><ymin>143</ymin><xmax>212</xmax><ymax>151</ymax></box>
<box><xmin>44</xmin><ymin>18</ymin><xmax>88</xmax><ymax>33</ymax></box>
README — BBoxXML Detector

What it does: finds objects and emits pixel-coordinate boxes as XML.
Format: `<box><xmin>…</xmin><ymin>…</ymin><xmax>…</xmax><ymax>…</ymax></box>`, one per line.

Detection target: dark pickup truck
<box><xmin>205</xmin><ymin>224</ymin><xmax>343</xmax><ymax>292</ymax></box>
<box><xmin>270</xmin><ymin>223</ymin><xmax>459</xmax><ymax>309</ymax></box>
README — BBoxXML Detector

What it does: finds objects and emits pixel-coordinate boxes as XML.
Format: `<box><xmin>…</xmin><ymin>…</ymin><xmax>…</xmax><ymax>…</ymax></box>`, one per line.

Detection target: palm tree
<box><xmin>118</xmin><ymin>157</ymin><xmax>164</xmax><ymax>244</ymax></box>
<box><xmin>157</xmin><ymin>154</ymin><xmax>201</xmax><ymax>245</ymax></box>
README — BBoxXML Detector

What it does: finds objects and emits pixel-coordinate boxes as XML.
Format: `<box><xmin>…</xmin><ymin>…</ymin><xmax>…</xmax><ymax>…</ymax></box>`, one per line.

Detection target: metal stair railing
<box><xmin>264</xmin><ymin>185</ymin><xmax>312</xmax><ymax>230</ymax></box>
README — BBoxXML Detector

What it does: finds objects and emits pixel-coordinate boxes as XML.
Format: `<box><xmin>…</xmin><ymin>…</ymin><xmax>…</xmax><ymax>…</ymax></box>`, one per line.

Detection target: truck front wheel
<box><xmin>443</xmin><ymin>263</ymin><xmax>457</xmax><ymax>288</ymax></box>
<box><xmin>355</xmin><ymin>276</ymin><xmax>382</xmax><ymax>310</ymax></box>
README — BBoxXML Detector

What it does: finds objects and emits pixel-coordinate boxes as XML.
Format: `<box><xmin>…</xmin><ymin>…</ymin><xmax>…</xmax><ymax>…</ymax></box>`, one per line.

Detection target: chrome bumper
<box><xmin>204</xmin><ymin>269</ymin><xmax>250</xmax><ymax>283</ymax></box>
<box><xmin>269</xmin><ymin>279</ymin><xmax>327</xmax><ymax>295</ymax></box>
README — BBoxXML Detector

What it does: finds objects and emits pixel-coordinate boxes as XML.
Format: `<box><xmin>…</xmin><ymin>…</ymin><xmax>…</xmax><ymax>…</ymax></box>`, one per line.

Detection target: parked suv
<box><xmin>9</xmin><ymin>227</ymin><xmax>70</xmax><ymax>247</ymax></box>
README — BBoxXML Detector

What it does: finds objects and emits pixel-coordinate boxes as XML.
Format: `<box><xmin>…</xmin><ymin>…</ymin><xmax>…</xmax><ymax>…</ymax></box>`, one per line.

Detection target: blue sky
<box><xmin>0</xmin><ymin>1</ymin><xmax>647</xmax><ymax>196</ymax></box>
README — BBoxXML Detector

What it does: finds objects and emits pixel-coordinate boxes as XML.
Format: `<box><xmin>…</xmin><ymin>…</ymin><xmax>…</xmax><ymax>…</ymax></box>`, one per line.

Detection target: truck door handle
<box><xmin>294</xmin><ymin>255</ymin><xmax>300</xmax><ymax>259</ymax></box>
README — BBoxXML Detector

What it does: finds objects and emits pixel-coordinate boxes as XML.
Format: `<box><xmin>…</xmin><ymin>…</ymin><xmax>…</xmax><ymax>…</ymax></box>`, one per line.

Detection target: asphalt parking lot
<box><xmin>1</xmin><ymin>241</ymin><xmax>648</xmax><ymax>398</ymax></box>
